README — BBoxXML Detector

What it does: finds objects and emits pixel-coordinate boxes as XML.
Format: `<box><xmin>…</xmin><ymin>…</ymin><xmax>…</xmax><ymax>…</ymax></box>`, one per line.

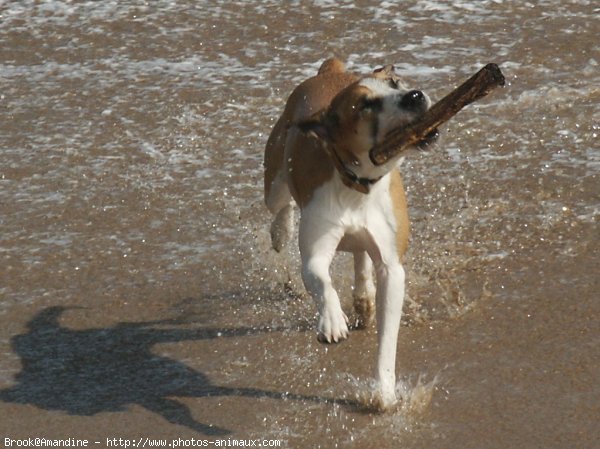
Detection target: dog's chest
<box><xmin>309</xmin><ymin>174</ymin><xmax>396</xmax><ymax>234</ymax></box>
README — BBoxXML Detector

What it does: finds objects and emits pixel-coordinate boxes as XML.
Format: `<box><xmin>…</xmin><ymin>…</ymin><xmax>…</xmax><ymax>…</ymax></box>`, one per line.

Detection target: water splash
<box><xmin>340</xmin><ymin>372</ymin><xmax>440</xmax><ymax>416</ymax></box>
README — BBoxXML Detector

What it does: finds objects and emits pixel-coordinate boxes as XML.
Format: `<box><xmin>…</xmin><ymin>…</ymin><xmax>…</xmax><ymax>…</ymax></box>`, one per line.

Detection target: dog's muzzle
<box><xmin>398</xmin><ymin>90</ymin><xmax>438</xmax><ymax>149</ymax></box>
<box><xmin>399</xmin><ymin>90</ymin><xmax>428</xmax><ymax>111</ymax></box>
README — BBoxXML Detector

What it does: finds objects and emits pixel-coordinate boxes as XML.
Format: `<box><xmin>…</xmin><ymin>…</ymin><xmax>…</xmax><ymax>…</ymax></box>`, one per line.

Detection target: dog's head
<box><xmin>299</xmin><ymin>65</ymin><xmax>437</xmax><ymax>183</ymax></box>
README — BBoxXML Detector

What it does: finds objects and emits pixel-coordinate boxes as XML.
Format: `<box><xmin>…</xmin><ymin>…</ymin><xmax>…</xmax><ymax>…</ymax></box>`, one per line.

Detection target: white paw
<box><xmin>371</xmin><ymin>387</ymin><xmax>398</xmax><ymax>412</ymax></box>
<box><xmin>317</xmin><ymin>306</ymin><xmax>349</xmax><ymax>343</ymax></box>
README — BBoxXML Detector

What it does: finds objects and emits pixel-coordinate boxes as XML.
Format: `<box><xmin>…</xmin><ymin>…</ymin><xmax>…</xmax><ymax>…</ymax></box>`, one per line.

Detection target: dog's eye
<box><xmin>360</xmin><ymin>97</ymin><xmax>383</xmax><ymax>112</ymax></box>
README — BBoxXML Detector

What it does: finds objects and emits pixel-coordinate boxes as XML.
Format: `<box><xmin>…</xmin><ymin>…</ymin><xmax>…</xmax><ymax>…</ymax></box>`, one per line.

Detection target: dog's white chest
<box><xmin>304</xmin><ymin>174</ymin><xmax>397</xmax><ymax>253</ymax></box>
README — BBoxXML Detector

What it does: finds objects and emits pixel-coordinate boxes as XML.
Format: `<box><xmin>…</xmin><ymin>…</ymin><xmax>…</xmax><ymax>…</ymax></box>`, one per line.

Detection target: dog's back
<box><xmin>264</xmin><ymin>58</ymin><xmax>357</xmax><ymax>210</ymax></box>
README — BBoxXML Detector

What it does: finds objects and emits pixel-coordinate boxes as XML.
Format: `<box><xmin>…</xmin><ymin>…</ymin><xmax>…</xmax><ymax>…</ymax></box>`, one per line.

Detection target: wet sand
<box><xmin>1</xmin><ymin>237</ymin><xmax>597</xmax><ymax>447</ymax></box>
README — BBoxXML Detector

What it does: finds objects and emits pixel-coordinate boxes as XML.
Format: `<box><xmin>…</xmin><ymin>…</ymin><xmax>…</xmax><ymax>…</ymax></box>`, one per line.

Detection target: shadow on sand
<box><xmin>0</xmin><ymin>306</ymin><xmax>355</xmax><ymax>435</ymax></box>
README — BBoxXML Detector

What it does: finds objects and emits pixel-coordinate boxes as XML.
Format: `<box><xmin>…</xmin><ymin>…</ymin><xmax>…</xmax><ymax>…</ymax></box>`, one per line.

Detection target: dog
<box><xmin>263</xmin><ymin>58</ymin><xmax>435</xmax><ymax>409</ymax></box>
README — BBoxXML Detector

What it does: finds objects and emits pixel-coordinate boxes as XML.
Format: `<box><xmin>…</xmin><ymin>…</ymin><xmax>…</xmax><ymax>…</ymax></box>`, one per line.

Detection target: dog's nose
<box><xmin>399</xmin><ymin>90</ymin><xmax>427</xmax><ymax>109</ymax></box>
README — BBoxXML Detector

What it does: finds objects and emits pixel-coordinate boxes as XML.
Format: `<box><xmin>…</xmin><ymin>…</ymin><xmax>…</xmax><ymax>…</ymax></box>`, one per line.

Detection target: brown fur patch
<box><xmin>264</xmin><ymin>58</ymin><xmax>358</xmax><ymax>207</ymax></box>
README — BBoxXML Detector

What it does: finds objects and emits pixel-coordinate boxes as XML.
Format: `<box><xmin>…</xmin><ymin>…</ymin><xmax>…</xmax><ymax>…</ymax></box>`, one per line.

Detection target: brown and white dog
<box><xmin>263</xmin><ymin>58</ymin><xmax>434</xmax><ymax>409</ymax></box>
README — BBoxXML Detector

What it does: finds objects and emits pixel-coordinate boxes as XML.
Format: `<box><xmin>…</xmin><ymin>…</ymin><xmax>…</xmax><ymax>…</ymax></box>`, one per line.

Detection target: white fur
<box><xmin>298</xmin><ymin>172</ymin><xmax>405</xmax><ymax>408</ymax></box>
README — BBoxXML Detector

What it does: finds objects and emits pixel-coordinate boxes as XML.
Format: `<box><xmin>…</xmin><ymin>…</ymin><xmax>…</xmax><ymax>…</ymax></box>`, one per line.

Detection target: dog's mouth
<box><xmin>416</xmin><ymin>128</ymin><xmax>439</xmax><ymax>150</ymax></box>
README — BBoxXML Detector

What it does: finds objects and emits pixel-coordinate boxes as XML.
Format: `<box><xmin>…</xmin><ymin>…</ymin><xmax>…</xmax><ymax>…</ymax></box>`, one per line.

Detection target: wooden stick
<box><xmin>369</xmin><ymin>63</ymin><xmax>506</xmax><ymax>166</ymax></box>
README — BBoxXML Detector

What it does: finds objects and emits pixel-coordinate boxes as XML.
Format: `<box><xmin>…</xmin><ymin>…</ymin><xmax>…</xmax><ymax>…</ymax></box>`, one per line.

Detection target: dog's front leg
<box><xmin>374</xmin><ymin>258</ymin><xmax>405</xmax><ymax>410</ymax></box>
<box><xmin>299</xmin><ymin>214</ymin><xmax>348</xmax><ymax>344</ymax></box>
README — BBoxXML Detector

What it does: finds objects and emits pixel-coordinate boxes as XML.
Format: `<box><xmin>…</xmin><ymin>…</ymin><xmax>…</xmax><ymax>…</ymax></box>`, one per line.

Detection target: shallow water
<box><xmin>1</xmin><ymin>1</ymin><xmax>598</xmax><ymax>447</ymax></box>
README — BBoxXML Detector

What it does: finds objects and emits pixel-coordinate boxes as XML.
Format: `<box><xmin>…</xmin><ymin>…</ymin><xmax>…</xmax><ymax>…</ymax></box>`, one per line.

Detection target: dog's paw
<box><xmin>353</xmin><ymin>295</ymin><xmax>375</xmax><ymax>329</ymax></box>
<box><xmin>370</xmin><ymin>388</ymin><xmax>399</xmax><ymax>413</ymax></box>
<box><xmin>317</xmin><ymin>307</ymin><xmax>349</xmax><ymax>343</ymax></box>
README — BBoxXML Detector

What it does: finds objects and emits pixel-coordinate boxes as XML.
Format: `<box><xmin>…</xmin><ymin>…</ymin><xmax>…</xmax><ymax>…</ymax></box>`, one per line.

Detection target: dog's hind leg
<box><xmin>264</xmin><ymin>113</ymin><xmax>296</xmax><ymax>252</ymax></box>
<box><xmin>265</xmin><ymin>149</ymin><xmax>295</xmax><ymax>252</ymax></box>
<box><xmin>269</xmin><ymin>202</ymin><xmax>294</xmax><ymax>252</ymax></box>
<box><xmin>352</xmin><ymin>251</ymin><xmax>376</xmax><ymax>328</ymax></box>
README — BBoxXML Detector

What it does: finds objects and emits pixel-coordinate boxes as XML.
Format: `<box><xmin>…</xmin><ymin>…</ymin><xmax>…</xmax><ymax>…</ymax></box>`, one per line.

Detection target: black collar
<box><xmin>340</xmin><ymin>164</ymin><xmax>382</xmax><ymax>193</ymax></box>
<box><xmin>326</xmin><ymin>144</ymin><xmax>382</xmax><ymax>194</ymax></box>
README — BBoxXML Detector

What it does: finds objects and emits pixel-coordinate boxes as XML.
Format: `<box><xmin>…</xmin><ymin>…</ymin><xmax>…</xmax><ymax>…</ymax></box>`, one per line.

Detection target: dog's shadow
<box><xmin>0</xmin><ymin>306</ymin><xmax>345</xmax><ymax>435</ymax></box>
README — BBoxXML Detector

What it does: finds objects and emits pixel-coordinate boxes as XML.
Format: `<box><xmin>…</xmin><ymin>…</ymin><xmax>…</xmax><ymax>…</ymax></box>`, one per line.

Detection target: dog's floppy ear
<box><xmin>296</xmin><ymin>110</ymin><xmax>332</xmax><ymax>142</ymax></box>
